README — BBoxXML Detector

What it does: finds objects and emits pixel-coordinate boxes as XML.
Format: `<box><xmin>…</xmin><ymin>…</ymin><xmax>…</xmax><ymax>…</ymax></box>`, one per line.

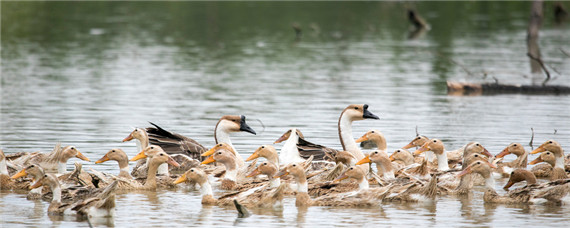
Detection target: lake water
<box><xmin>1</xmin><ymin>1</ymin><xmax>569</xmax><ymax>227</ymax></box>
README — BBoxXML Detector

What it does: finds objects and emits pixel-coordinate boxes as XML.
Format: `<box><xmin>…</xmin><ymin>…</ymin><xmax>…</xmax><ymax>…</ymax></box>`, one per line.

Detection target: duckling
<box><xmin>355</xmin><ymin>130</ymin><xmax>387</xmax><ymax>154</ymax></box>
<box><xmin>356</xmin><ymin>150</ymin><xmax>395</xmax><ymax>180</ymax></box>
<box><xmin>530</xmin><ymin>151</ymin><xmax>568</xmax><ymax>181</ymax></box>
<box><xmin>274</xmin><ymin>128</ymin><xmax>306</xmax><ymax>164</ymax></box>
<box><xmin>11</xmin><ymin>143</ymin><xmax>90</xmax><ymax>174</ymax></box>
<box><xmin>95</xmin><ymin>148</ymin><xmax>131</xmax><ymax>179</ymax></box>
<box><xmin>495</xmin><ymin>143</ymin><xmax>529</xmax><ymax>177</ymax></box>
<box><xmin>174</xmin><ymin>168</ymin><xmax>285</xmax><ymax>208</ymax></box>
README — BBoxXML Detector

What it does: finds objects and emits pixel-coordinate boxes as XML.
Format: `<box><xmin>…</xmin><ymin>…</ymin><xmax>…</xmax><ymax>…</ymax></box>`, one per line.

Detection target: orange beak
<box><xmin>274</xmin><ymin>133</ymin><xmax>289</xmax><ymax>144</ymax></box>
<box><xmin>481</xmin><ymin>147</ymin><xmax>493</xmax><ymax>158</ymax></box>
<box><xmin>11</xmin><ymin>169</ymin><xmax>28</xmax><ymax>179</ymax></box>
<box><xmin>414</xmin><ymin>144</ymin><xmax>429</xmax><ymax>155</ymax></box>
<box><xmin>495</xmin><ymin>147</ymin><xmax>510</xmax><ymax>158</ymax></box>
<box><xmin>355</xmin><ymin>134</ymin><xmax>369</xmax><ymax>143</ymax></box>
<box><xmin>201</xmin><ymin>147</ymin><xmax>216</xmax><ymax>157</ymax></box>
<box><xmin>122</xmin><ymin>133</ymin><xmax>134</xmax><ymax>142</ymax></box>
<box><xmin>246</xmin><ymin>149</ymin><xmax>260</xmax><ymax>162</ymax></box>
<box><xmin>173</xmin><ymin>174</ymin><xmax>187</xmax><ymax>184</ymax></box>
<box><xmin>333</xmin><ymin>172</ymin><xmax>349</xmax><ymax>183</ymax></box>
<box><xmin>274</xmin><ymin>170</ymin><xmax>289</xmax><ymax>178</ymax></box>
<box><xmin>457</xmin><ymin>166</ymin><xmax>473</xmax><ymax>177</ymax></box>
<box><xmin>389</xmin><ymin>152</ymin><xmax>396</xmax><ymax>161</ymax></box>
<box><xmin>402</xmin><ymin>142</ymin><xmax>415</xmax><ymax>149</ymax></box>
<box><xmin>95</xmin><ymin>154</ymin><xmax>110</xmax><ymax>164</ymax></box>
<box><xmin>355</xmin><ymin>154</ymin><xmax>371</xmax><ymax>165</ymax></box>
<box><xmin>201</xmin><ymin>155</ymin><xmax>216</xmax><ymax>165</ymax></box>
<box><xmin>167</xmin><ymin>156</ymin><xmax>180</xmax><ymax>167</ymax></box>
<box><xmin>484</xmin><ymin>159</ymin><xmax>498</xmax><ymax>169</ymax></box>
<box><xmin>530</xmin><ymin>146</ymin><xmax>546</xmax><ymax>154</ymax></box>
<box><xmin>246</xmin><ymin>167</ymin><xmax>262</xmax><ymax>178</ymax></box>
<box><xmin>75</xmin><ymin>150</ymin><xmax>91</xmax><ymax>162</ymax></box>
<box><xmin>29</xmin><ymin>180</ymin><xmax>43</xmax><ymax>189</ymax></box>
<box><xmin>529</xmin><ymin>156</ymin><xmax>543</xmax><ymax>165</ymax></box>
<box><xmin>130</xmin><ymin>151</ymin><xmax>147</xmax><ymax>161</ymax></box>
<box><xmin>503</xmin><ymin>180</ymin><xmax>514</xmax><ymax>190</ymax></box>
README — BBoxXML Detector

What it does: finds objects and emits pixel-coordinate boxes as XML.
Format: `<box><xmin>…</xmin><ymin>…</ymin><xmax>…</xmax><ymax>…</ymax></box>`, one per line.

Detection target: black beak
<box><xmin>362</xmin><ymin>104</ymin><xmax>379</xmax><ymax>119</ymax></box>
<box><xmin>239</xmin><ymin>115</ymin><xmax>257</xmax><ymax>135</ymax></box>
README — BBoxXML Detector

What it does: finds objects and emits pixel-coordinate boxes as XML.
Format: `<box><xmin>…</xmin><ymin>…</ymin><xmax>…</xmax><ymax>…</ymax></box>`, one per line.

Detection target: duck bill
<box><xmin>130</xmin><ymin>151</ymin><xmax>147</xmax><ymax>161</ymax></box>
<box><xmin>239</xmin><ymin>115</ymin><xmax>256</xmax><ymax>135</ymax></box>
<box><xmin>529</xmin><ymin>156</ymin><xmax>543</xmax><ymax>165</ymax></box>
<box><xmin>167</xmin><ymin>156</ymin><xmax>180</xmax><ymax>167</ymax></box>
<box><xmin>274</xmin><ymin>170</ymin><xmax>289</xmax><ymax>178</ymax></box>
<box><xmin>29</xmin><ymin>180</ymin><xmax>43</xmax><ymax>189</ymax></box>
<box><xmin>389</xmin><ymin>153</ymin><xmax>396</xmax><ymax>162</ymax></box>
<box><xmin>362</xmin><ymin>105</ymin><xmax>379</xmax><ymax>120</ymax></box>
<box><xmin>503</xmin><ymin>180</ymin><xmax>514</xmax><ymax>190</ymax></box>
<box><xmin>246</xmin><ymin>151</ymin><xmax>260</xmax><ymax>162</ymax></box>
<box><xmin>333</xmin><ymin>173</ymin><xmax>349</xmax><ymax>182</ymax></box>
<box><xmin>274</xmin><ymin>133</ymin><xmax>289</xmax><ymax>144</ymax></box>
<box><xmin>95</xmin><ymin>154</ymin><xmax>110</xmax><ymax>164</ymax></box>
<box><xmin>122</xmin><ymin>133</ymin><xmax>134</xmax><ymax>142</ymax></box>
<box><xmin>173</xmin><ymin>174</ymin><xmax>187</xmax><ymax>184</ymax></box>
<box><xmin>355</xmin><ymin>135</ymin><xmax>369</xmax><ymax>143</ymax></box>
<box><xmin>530</xmin><ymin>146</ymin><xmax>546</xmax><ymax>154</ymax></box>
<box><xmin>495</xmin><ymin>147</ymin><xmax>510</xmax><ymax>158</ymax></box>
<box><xmin>11</xmin><ymin>169</ymin><xmax>28</xmax><ymax>179</ymax></box>
<box><xmin>201</xmin><ymin>156</ymin><xmax>216</xmax><ymax>165</ymax></box>
<box><xmin>483</xmin><ymin>159</ymin><xmax>498</xmax><ymax>169</ymax></box>
<box><xmin>75</xmin><ymin>150</ymin><xmax>91</xmax><ymax>161</ymax></box>
<box><xmin>246</xmin><ymin>167</ymin><xmax>261</xmax><ymax>178</ymax></box>
<box><xmin>201</xmin><ymin>147</ymin><xmax>216</xmax><ymax>157</ymax></box>
<box><xmin>414</xmin><ymin>146</ymin><xmax>429</xmax><ymax>155</ymax></box>
<box><xmin>481</xmin><ymin>148</ymin><xmax>493</xmax><ymax>158</ymax></box>
<box><xmin>457</xmin><ymin>167</ymin><xmax>473</xmax><ymax>177</ymax></box>
<box><xmin>402</xmin><ymin>142</ymin><xmax>415</xmax><ymax>149</ymax></box>
<box><xmin>355</xmin><ymin>155</ymin><xmax>371</xmax><ymax>165</ymax></box>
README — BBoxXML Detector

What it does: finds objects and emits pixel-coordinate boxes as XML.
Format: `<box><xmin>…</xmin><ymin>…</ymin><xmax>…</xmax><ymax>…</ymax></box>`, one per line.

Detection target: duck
<box><xmin>495</xmin><ymin>143</ymin><xmax>529</xmax><ymax>177</ymax></box>
<box><xmin>296</xmin><ymin>104</ymin><xmax>379</xmax><ymax>163</ymax></box>
<box><xmin>356</xmin><ymin>150</ymin><xmax>395</xmax><ymax>180</ymax></box>
<box><xmin>10</xmin><ymin>143</ymin><xmax>90</xmax><ymax>174</ymax></box>
<box><xmin>414</xmin><ymin>139</ymin><xmax>450</xmax><ymax>171</ymax></box>
<box><xmin>201</xmin><ymin>147</ymin><xmax>244</xmax><ymax>190</ymax></box>
<box><xmin>174</xmin><ymin>167</ymin><xmax>285</xmax><ymax>208</ymax></box>
<box><xmin>0</xmin><ymin>149</ymin><xmax>16</xmax><ymax>190</ymax></box>
<box><xmin>95</xmin><ymin>148</ymin><xmax>132</xmax><ymax>179</ymax></box>
<box><xmin>354</xmin><ymin>130</ymin><xmax>387</xmax><ymax>154</ymax></box>
<box><xmin>202</xmin><ymin>143</ymin><xmax>245</xmax><ymax>167</ymax></box>
<box><xmin>29</xmin><ymin>174</ymin><xmax>71</xmax><ymax>215</ymax></box>
<box><xmin>11</xmin><ymin>164</ymin><xmax>46</xmax><ymax>198</ymax></box>
<box><xmin>530</xmin><ymin>151</ymin><xmax>568</xmax><ymax>181</ymax></box>
<box><xmin>246</xmin><ymin>161</ymin><xmax>281</xmax><ymax>188</ymax></box>
<box><xmin>246</xmin><ymin>145</ymin><xmax>279</xmax><ymax>165</ymax></box>
<box><xmin>122</xmin><ymin>128</ymin><xmax>150</xmax><ymax>154</ymax></box>
<box><xmin>274</xmin><ymin>128</ymin><xmax>306</xmax><ymax>164</ymax></box>
<box><xmin>503</xmin><ymin>169</ymin><xmax>537</xmax><ymax>190</ymax></box>
<box><xmin>71</xmin><ymin>181</ymin><xmax>119</xmax><ymax>218</ymax></box>
<box><xmin>117</xmin><ymin>149</ymin><xmax>180</xmax><ymax>190</ymax></box>
<box><xmin>531</xmin><ymin>140</ymin><xmax>565</xmax><ymax>171</ymax></box>
<box><xmin>402</xmin><ymin>135</ymin><xmax>433</xmax><ymax>162</ymax></box>
<box><xmin>389</xmin><ymin>149</ymin><xmax>415</xmax><ymax>167</ymax></box>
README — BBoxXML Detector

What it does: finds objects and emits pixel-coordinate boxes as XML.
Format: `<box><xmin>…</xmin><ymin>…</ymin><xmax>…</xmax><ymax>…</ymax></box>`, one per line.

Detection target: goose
<box><xmin>274</xmin><ymin>128</ymin><xmax>306</xmax><ymax>164</ymax></box>
<box><xmin>530</xmin><ymin>151</ymin><xmax>568</xmax><ymax>181</ymax></box>
<box><xmin>354</xmin><ymin>130</ymin><xmax>387</xmax><ymax>154</ymax></box>
<box><xmin>495</xmin><ymin>143</ymin><xmax>529</xmax><ymax>177</ymax></box>
<box><xmin>173</xmin><ymin>167</ymin><xmax>285</xmax><ymax>207</ymax></box>
<box><xmin>95</xmin><ymin>148</ymin><xmax>132</xmax><ymax>179</ymax></box>
<box><xmin>246</xmin><ymin>145</ymin><xmax>279</xmax><ymax>165</ymax></box>
<box><xmin>295</xmin><ymin>104</ymin><xmax>379</xmax><ymax>163</ymax></box>
<box><xmin>10</xmin><ymin>143</ymin><xmax>90</xmax><ymax>174</ymax></box>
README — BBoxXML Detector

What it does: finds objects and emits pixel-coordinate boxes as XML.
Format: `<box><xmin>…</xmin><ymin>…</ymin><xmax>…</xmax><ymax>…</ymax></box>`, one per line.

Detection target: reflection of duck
<box><xmin>530</xmin><ymin>151</ymin><xmax>568</xmax><ymax>181</ymax></box>
<box><xmin>95</xmin><ymin>149</ymin><xmax>131</xmax><ymax>179</ymax></box>
<box><xmin>11</xmin><ymin>143</ymin><xmax>90</xmax><ymax>174</ymax></box>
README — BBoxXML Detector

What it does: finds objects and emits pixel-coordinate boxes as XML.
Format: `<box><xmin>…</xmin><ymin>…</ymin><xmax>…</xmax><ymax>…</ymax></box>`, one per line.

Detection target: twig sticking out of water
<box><xmin>415</xmin><ymin>126</ymin><xmax>419</xmax><ymax>137</ymax></box>
<box><xmin>529</xmin><ymin>128</ymin><xmax>535</xmax><ymax>150</ymax></box>
<box><xmin>561</xmin><ymin>48</ymin><xmax>570</xmax><ymax>57</ymax></box>
<box><xmin>527</xmin><ymin>52</ymin><xmax>551</xmax><ymax>86</ymax></box>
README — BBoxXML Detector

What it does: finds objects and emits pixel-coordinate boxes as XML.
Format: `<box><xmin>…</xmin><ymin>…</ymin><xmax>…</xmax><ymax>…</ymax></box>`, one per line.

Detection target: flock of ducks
<box><xmin>1</xmin><ymin>104</ymin><xmax>569</xmax><ymax>220</ymax></box>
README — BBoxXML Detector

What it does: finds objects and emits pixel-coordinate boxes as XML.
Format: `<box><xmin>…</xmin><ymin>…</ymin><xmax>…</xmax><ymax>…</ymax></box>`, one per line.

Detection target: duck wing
<box><xmin>296</xmin><ymin>138</ymin><xmax>336</xmax><ymax>161</ymax></box>
<box><xmin>146</xmin><ymin>122</ymin><xmax>207</xmax><ymax>160</ymax></box>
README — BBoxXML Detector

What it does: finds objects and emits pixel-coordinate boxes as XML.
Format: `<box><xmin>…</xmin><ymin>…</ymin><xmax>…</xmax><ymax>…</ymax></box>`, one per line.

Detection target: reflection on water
<box><xmin>1</xmin><ymin>1</ymin><xmax>570</xmax><ymax>227</ymax></box>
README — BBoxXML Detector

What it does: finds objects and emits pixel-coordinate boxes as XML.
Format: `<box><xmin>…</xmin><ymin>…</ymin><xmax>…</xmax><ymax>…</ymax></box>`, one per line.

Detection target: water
<box><xmin>1</xmin><ymin>1</ymin><xmax>569</xmax><ymax>227</ymax></box>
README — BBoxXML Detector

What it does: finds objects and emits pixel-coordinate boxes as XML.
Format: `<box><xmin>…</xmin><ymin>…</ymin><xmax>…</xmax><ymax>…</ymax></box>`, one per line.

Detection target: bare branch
<box><xmin>527</xmin><ymin>52</ymin><xmax>551</xmax><ymax>86</ymax></box>
<box><xmin>529</xmin><ymin>128</ymin><xmax>535</xmax><ymax>150</ymax></box>
<box><xmin>415</xmin><ymin>126</ymin><xmax>419</xmax><ymax>137</ymax></box>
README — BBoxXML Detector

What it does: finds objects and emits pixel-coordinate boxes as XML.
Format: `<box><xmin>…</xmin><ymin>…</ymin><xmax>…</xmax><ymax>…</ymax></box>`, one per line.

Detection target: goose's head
<box><xmin>11</xmin><ymin>164</ymin><xmax>45</xmax><ymax>179</ymax></box>
<box><xmin>531</xmin><ymin>140</ymin><xmax>563</xmax><ymax>157</ymax></box>
<box><xmin>130</xmin><ymin>145</ymin><xmax>164</xmax><ymax>161</ymax></box>
<box><xmin>122</xmin><ymin>128</ymin><xmax>146</xmax><ymax>142</ymax></box>
<box><xmin>496</xmin><ymin>143</ymin><xmax>525</xmax><ymax>158</ymax></box>
<box><xmin>503</xmin><ymin>169</ymin><xmax>537</xmax><ymax>190</ymax></box>
<box><xmin>96</xmin><ymin>148</ymin><xmax>128</xmax><ymax>164</ymax></box>
<box><xmin>355</xmin><ymin>130</ymin><xmax>384</xmax><ymax>143</ymax></box>
<box><xmin>415</xmin><ymin>139</ymin><xmax>444</xmax><ymax>155</ymax></box>
<box><xmin>457</xmin><ymin>160</ymin><xmax>496</xmax><ymax>178</ymax></box>
<box><xmin>341</xmin><ymin>104</ymin><xmax>379</xmax><ymax>121</ymax></box>
<box><xmin>334</xmin><ymin>166</ymin><xmax>366</xmax><ymax>183</ymax></box>
<box><xmin>389</xmin><ymin>149</ymin><xmax>414</xmax><ymax>165</ymax></box>
<box><xmin>247</xmin><ymin>161</ymin><xmax>278</xmax><ymax>178</ymax></box>
<box><xmin>529</xmin><ymin>151</ymin><xmax>557</xmax><ymax>166</ymax></box>
<box><xmin>201</xmin><ymin>148</ymin><xmax>237</xmax><ymax>166</ymax></box>
<box><xmin>201</xmin><ymin>143</ymin><xmax>235</xmax><ymax>157</ymax></box>
<box><xmin>174</xmin><ymin>168</ymin><xmax>207</xmax><ymax>185</ymax></box>
<box><xmin>217</xmin><ymin>115</ymin><xmax>256</xmax><ymax>135</ymax></box>
<box><xmin>61</xmin><ymin>146</ymin><xmax>90</xmax><ymax>162</ymax></box>
<box><xmin>402</xmin><ymin>135</ymin><xmax>429</xmax><ymax>149</ymax></box>
<box><xmin>464</xmin><ymin>142</ymin><xmax>492</xmax><ymax>158</ymax></box>
<box><xmin>247</xmin><ymin>145</ymin><xmax>277</xmax><ymax>162</ymax></box>
<box><xmin>274</xmin><ymin>128</ymin><xmax>304</xmax><ymax>144</ymax></box>
<box><xmin>275</xmin><ymin>162</ymin><xmax>305</xmax><ymax>179</ymax></box>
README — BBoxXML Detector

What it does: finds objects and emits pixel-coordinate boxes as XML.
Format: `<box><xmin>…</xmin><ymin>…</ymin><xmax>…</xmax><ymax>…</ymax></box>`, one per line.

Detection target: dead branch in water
<box><xmin>527</xmin><ymin>52</ymin><xmax>551</xmax><ymax>86</ymax></box>
<box><xmin>529</xmin><ymin>128</ymin><xmax>535</xmax><ymax>150</ymax></box>
<box><xmin>561</xmin><ymin>48</ymin><xmax>570</xmax><ymax>57</ymax></box>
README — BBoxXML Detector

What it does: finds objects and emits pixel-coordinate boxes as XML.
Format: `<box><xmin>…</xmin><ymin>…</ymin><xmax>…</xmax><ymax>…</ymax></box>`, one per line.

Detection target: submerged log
<box><xmin>447</xmin><ymin>81</ymin><xmax>570</xmax><ymax>96</ymax></box>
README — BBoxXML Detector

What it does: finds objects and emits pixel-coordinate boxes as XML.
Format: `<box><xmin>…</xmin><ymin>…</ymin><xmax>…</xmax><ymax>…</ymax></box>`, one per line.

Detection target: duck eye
<box><xmin>548</xmin><ymin>141</ymin><xmax>553</xmax><ymax>144</ymax></box>
<box><xmin>476</xmin><ymin>144</ymin><xmax>480</xmax><ymax>146</ymax></box>
<box><xmin>31</xmin><ymin>165</ymin><xmax>35</xmax><ymax>167</ymax></box>
<box><xmin>190</xmin><ymin>169</ymin><xmax>194</xmax><ymax>172</ymax></box>
<box><xmin>263</xmin><ymin>162</ymin><xmax>267</xmax><ymax>165</ymax></box>
<box><xmin>292</xmin><ymin>164</ymin><xmax>296</xmax><ymax>167</ymax></box>
<box><xmin>354</xmin><ymin>107</ymin><xmax>359</xmax><ymax>110</ymax></box>
<box><xmin>218</xmin><ymin>152</ymin><xmax>222</xmax><ymax>155</ymax></box>
<box><xmin>474</xmin><ymin>154</ymin><xmax>479</xmax><ymax>157</ymax></box>
<box><xmin>476</xmin><ymin>162</ymin><xmax>481</xmax><ymax>164</ymax></box>
<box><xmin>513</xmin><ymin>144</ymin><xmax>517</xmax><ymax>147</ymax></box>
<box><xmin>374</xmin><ymin>151</ymin><xmax>378</xmax><ymax>154</ymax></box>
<box><xmin>371</xmin><ymin>131</ymin><xmax>374</xmax><ymax>133</ymax></box>
<box><xmin>511</xmin><ymin>171</ymin><xmax>514</xmax><ymax>175</ymax></box>
<box><xmin>261</xmin><ymin>146</ymin><xmax>265</xmax><ymax>149</ymax></box>
<box><xmin>160</xmin><ymin>154</ymin><xmax>165</xmax><ymax>156</ymax></box>
<box><xmin>433</xmin><ymin>140</ymin><xmax>437</xmax><ymax>143</ymax></box>
<box><xmin>350</xmin><ymin>167</ymin><xmax>354</xmax><ymax>170</ymax></box>
<box><xmin>150</xmin><ymin>146</ymin><xmax>154</xmax><ymax>149</ymax></box>
<box><xmin>44</xmin><ymin>174</ymin><xmax>48</xmax><ymax>177</ymax></box>
<box><xmin>112</xmin><ymin>150</ymin><xmax>115</xmax><ymax>152</ymax></box>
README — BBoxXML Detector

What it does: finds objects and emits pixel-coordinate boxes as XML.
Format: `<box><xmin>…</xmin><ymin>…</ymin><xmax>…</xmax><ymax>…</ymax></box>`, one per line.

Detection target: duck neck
<box><xmin>436</xmin><ymin>151</ymin><xmax>449</xmax><ymax>171</ymax></box>
<box><xmin>266</xmin><ymin>154</ymin><xmax>280</xmax><ymax>166</ymax></box>
<box><xmin>157</xmin><ymin>163</ymin><xmax>169</xmax><ymax>176</ymax></box>
<box><xmin>117</xmin><ymin>159</ymin><xmax>131</xmax><ymax>178</ymax></box>
<box><xmin>338</xmin><ymin>114</ymin><xmax>363</xmax><ymax>160</ymax></box>
<box><xmin>281</xmin><ymin>132</ymin><xmax>303</xmax><ymax>163</ymax></box>
<box><xmin>425</xmin><ymin>151</ymin><xmax>435</xmax><ymax>162</ymax></box>
<box><xmin>555</xmin><ymin>155</ymin><xmax>565</xmax><ymax>169</ymax></box>
<box><xmin>375</xmin><ymin>159</ymin><xmax>395</xmax><ymax>179</ymax></box>
<box><xmin>295</xmin><ymin>173</ymin><xmax>308</xmax><ymax>193</ymax></box>
<box><xmin>136</xmin><ymin>133</ymin><xmax>149</xmax><ymax>152</ymax></box>
<box><xmin>373</xmin><ymin>135</ymin><xmax>387</xmax><ymax>152</ymax></box>
<box><xmin>0</xmin><ymin>159</ymin><xmax>8</xmax><ymax>175</ymax></box>
<box><xmin>484</xmin><ymin>175</ymin><xmax>495</xmax><ymax>189</ymax></box>
<box><xmin>358</xmin><ymin>177</ymin><xmax>369</xmax><ymax>190</ymax></box>
<box><xmin>200</xmin><ymin>180</ymin><xmax>214</xmax><ymax>197</ymax></box>
<box><xmin>144</xmin><ymin>161</ymin><xmax>160</xmax><ymax>189</ymax></box>
<box><xmin>268</xmin><ymin>176</ymin><xmax>281</xmax><ymax>188</ymax></box>
<box><xmin>52</xmin><ymin>186</ymin><xmax>62</xmax><ymax>204</ymax></box>
<box><xmin>57</xmin><ymin>162</ymin><xmax>67</xmax><ymax>174</ymax></box>
<box><xmin>224</xmin><ymin>162</ymin><xmax>238</xmax><ymax>182</ymax></box>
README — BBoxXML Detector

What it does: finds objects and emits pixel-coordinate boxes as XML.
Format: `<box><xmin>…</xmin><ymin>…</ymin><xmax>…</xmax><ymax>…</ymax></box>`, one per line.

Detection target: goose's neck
<box><xmin>215</xmin><ymin>126</ymin><xmax>244</xmax><ymax>166</ymax></box>
<box><xmin>338</xmin><ymin>114</ymin><xmax>363</xmax><ymax>160</ymax></box>
<box><xmin>57</xmin><ymin>162</ymin><xmax>67</xmax><ymax>174</ymax></box>
<box><xmin>0</xmin><ymin>159</ymin><xmax>8</xmax><ymax>175</ymax></box>
<box><xmin>281</xmin><ymin>133</ymin><xmax>302</xmax><ymax>164</ymax></box>
<box><xmin>200</xmin><ymin>180</ymin><xmax>214</xmax><ymax>197</ymax></box>
<box><xmin>436</xmin><ymin>151</ymin><xmax>449</xmax><ymax>171</ymax></box>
